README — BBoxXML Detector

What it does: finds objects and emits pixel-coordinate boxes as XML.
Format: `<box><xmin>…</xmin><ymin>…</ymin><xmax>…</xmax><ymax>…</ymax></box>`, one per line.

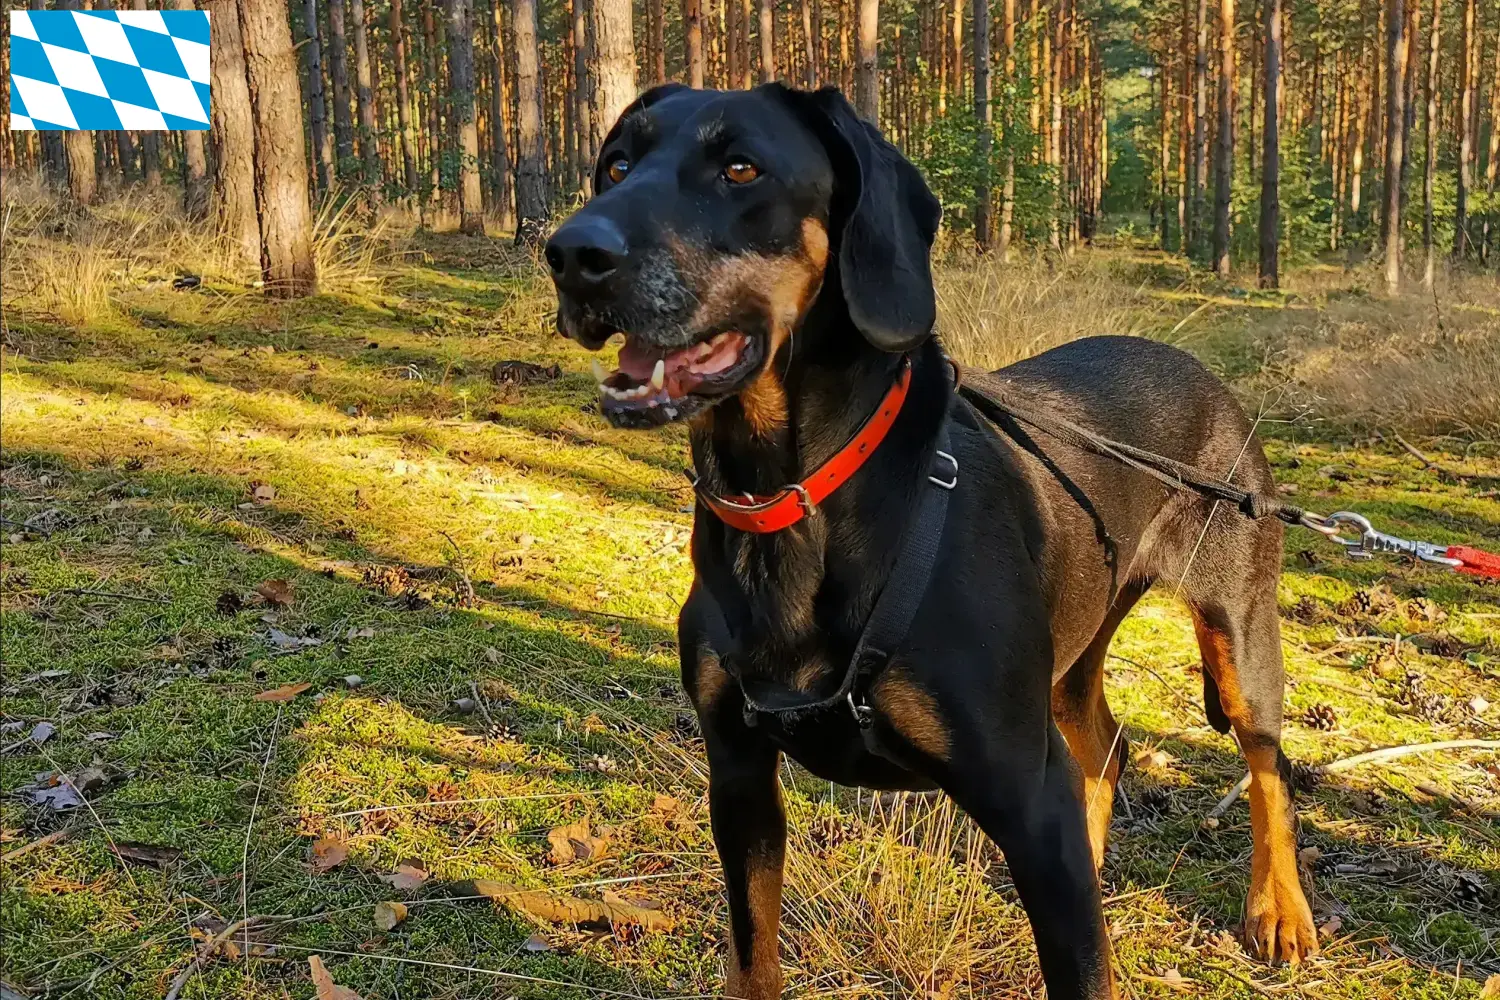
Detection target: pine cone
<box><xmin>1135</xmin><ymin>785</ymin><xmax>1173</xmax><ymax>816</ymax></box>
<box><xmin>362</xmin><ymin>563</ymin><xmax>411</xmax><ymax>597</ymax></box>
<box><xmin>1301</xmin><ymin>703</ymin><xmax>1339</xmax><ymax>731</ymax></box>
<box><xmin>1454</xmin><ymin>872</ymin><xmax>1489</xmax><ymax>907</ymax></box>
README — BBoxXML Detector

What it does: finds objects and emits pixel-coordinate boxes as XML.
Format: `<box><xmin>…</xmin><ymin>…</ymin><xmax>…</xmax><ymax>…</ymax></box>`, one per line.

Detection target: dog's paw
<box><xmin>1243</xmin><ymin>879</ymin><xmax>1319</xmax><ymax>965</ymax></box>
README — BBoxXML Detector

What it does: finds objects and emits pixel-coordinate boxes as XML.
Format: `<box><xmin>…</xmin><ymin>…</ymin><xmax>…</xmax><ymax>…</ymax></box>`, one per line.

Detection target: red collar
<box><xmin>697</xmin><ymin>360</ymin><xmax>912</xmax><ymax>533</ymax></box>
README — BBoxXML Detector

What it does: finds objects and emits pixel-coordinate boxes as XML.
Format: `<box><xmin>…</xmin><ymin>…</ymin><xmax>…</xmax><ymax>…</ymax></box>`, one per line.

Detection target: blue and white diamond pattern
<box><xmin>9</xmin><ymin>10</ymin><xmax>211</xmax><ymax>131</ymax></box>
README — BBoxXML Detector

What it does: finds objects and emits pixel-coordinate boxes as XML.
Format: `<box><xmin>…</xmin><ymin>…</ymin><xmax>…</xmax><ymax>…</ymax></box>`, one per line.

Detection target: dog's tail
<box><xmin>1202</xmin><ymin>672</ymin><xmax>1233</xmax><ymax>734</ymax></box>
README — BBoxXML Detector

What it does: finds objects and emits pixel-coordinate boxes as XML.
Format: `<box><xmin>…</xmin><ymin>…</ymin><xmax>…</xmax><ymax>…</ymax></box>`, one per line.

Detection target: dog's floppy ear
<box><xmin>784</xmin><ymin>86</ymin><xmax>941</xmax><ymax>353</ymax></box>
<box><xmin>591</xmin><ymin>83</ymin><xmax>690</xmax><ymax>193</ymax></box>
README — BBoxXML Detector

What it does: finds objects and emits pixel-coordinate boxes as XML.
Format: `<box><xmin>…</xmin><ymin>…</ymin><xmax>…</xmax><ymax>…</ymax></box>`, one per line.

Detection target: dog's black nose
<box><xmin>545</xmin><ymin>217</ymin><xmax>628</xmax><ymax>294</ymax></box>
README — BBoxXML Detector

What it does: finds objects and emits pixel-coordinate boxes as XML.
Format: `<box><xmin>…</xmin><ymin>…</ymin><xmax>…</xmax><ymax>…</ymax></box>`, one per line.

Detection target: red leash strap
<box><xmin>1446</xmin><ymin>546</ymin><xmax>1500</xmax><ymax>579</ymax></box>
<box><xmin>699</xmin><ymin>360</ymin><xmax>913</xmax><ymax>533</ymax></box>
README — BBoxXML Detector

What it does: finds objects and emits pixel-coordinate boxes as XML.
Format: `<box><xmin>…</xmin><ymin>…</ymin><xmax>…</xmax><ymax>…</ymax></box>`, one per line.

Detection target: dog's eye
<box><xmin>723</xmin><ymin>161</ymin><xmax>760</xmax><ymax>185</ymax></box>
<box><xmin>606</xmin><ymin>157</ymin><xmax>631</xmax><ymax>184</ymax></box>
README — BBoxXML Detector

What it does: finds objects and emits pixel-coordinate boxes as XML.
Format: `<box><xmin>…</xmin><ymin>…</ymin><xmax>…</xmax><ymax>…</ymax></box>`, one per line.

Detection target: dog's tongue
<box><xmin>616</xmin><ymin>332</ymin><xmax>747</xmax><ymax>394</ymax></box>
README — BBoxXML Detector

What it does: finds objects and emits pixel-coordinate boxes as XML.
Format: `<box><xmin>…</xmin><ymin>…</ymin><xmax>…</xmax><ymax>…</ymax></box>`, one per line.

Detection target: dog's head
<box><xmin>546</xmin><ymin>84</ymin><xmax>940</xmax><ymax>429</ymax></box>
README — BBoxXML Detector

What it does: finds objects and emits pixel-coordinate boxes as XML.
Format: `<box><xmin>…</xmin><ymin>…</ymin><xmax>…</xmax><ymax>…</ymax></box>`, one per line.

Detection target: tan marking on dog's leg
<box><xmin>691</xmin><ymin>646</ymin><xmax>731</xmax><ymax>714</ymax></box>
<box><xmin>1052</xmin><ymin>670</ymin><xmax>1120</xmax><ymax>871</ymax></box>
<box><xmin>1193</xmin><ymin>613</ymin><xmax>1319</xmax><ymax>965</ymax></box>
<box><xmin>724</xmin><ymin>849</ymin><xmax>784</xmax><ymax>1000</ymax></box>
<box><xmin>870</xmin><ymin>668</ymin><xmax>951</xmax><ymax>761</ymax></box>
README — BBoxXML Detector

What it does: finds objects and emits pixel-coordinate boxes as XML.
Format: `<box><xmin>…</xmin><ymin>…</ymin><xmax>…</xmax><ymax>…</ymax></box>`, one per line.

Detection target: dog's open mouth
<box><xmin>590</xmin><ymin>330</ymin><xmax>763</xmax><ymax>425</ymax></box>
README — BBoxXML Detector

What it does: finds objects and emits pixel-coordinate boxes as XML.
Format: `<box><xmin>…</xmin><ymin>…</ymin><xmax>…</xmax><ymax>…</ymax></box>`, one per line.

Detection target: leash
<box><xmin>954</xmin><ymin>366</ymin><xmax>1500</xmax><ymax>580</ymax></box>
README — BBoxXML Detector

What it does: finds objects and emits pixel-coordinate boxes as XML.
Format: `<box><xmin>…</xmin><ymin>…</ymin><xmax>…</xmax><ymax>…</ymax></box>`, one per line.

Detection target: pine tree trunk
<box><xmin>684</xmin><ymin>0</ymin><xmax>706</xmax><ymax>86</ymax></box>
<box><xmin>422</xmin><ymin>0</ymin><xmax>442</xmax><ymax>202</ymax></box>
<box><xmin>1258</xmin><ymin>0</ymin><xmax>1280</xmax><ymax>287</ymax></box>
<box><xmin>999</xmin><ymin>0</ymin><xmax>1016</xmax><ymax>257</ymax></box>
<box><xmin>390</xmin><ymin>0</ymin><xmax>421</xmax><ymax>195</ymax></box>
<box><xmin>591</xmin><ymin>0</ymin><xmax>638</xmax><ymax>142</ymax></box>
<box><xmin>445</xmin><ymin>0</ymin><xmax>484</xmax><ymax>233</ymax></box>
<box><xmin>740</xmin><ymin>0</ymin><xmax>754</xmax><ymax>88</ymax></box>
<box><xmin>1191</xmin><ymin>0</ymin><xmax>1208</xmax><ymax>258</ymax></box>
<box><xmin>759</xmin><ymin>0</ymin><xmax>776</xmax><ymax>82</ymax></box>
<box><xmin>1452</xmin><ymin>0</ymin><xmax>1475</xmax><ymax>259</ymax></box>
<box><xmin>1421</xmin><ymin>0</ymin><xmax>1439</xmax><ymax>287</ymax></box>
<box><xmin>801</xmin><ymin>0</ymin><xmax>816</xmax><ymax>86</ymax></box>
<box><xmin>1210</xmin><ymin>0</ymin><xmax>1234</xmax><ymax>277</ymax></box>
<box><xmin>1380</xmin><ymin>0</ymin><xmax>1406</xmax><ymax>292</ymax></box>
<box><xmin>514</xmin><ymin>0</ymin><xmax>548</xmax><ymax>240</ymax></box>
<box><xmin>486</xmin><ymin>0</ymin><xmax>514</xmax><ymax>227</ymax></box>
<box><xmin>327</xmin><ymin>0</ymin><xmax>356</xmax><ymax>172</ymax></box>
<box><xmin>210</xmin><ymin>0</ymin><xmax>260</xmax><ymax>267</ymax></box>
<box><xmin>1177</xmin><ymin>0</ymin><xmax>1190</xmax><ymax>250</ymax></box>
<box><xmin>1484</xmin><ymin>16</ymin><xmax>1500</xmax><ymax>263</ymax></box>
<box><xmin>350</xmin><ymin>0</ymin><xmax>383</xmax><ymax>199</ymax></box>
<box><xmin>973</xmin><ymin>0</ymin><xmax>992</xmax><ymax>248</ymax></box>
<box><xmin>55</xmin><ymin>1</ymin><xmax>96</xmax><ymax>206</ymax></box>
<box><xmin>651</xmin><ymin>0</ymin><xmax>667</xmax><ymax>83</ymax></box>
<box><xmin>573</xmin><ymin>0</ymin><xmax>592</xmax><ymax>178</ymax></box>
<box><xmin>238</xmin><ymin>0</ymin><xmax>318</xmax><ymax>296</ymax></box>
<box><xmin>854</xmin><ymin>0</ymin><xmax>878</xmax><ymax>121</ymax></box>
<box><xmin>301</xmin><ymin>0</ymin><xmax>334</xmax><ymax>191</ymax></box>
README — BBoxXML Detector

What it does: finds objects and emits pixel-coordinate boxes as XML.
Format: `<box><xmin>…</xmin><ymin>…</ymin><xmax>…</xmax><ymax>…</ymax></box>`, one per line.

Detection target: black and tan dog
<box><xmin>544</xmin><ymin>83</ymin><xmax>1317</xmax><ymax>999</ymax></box>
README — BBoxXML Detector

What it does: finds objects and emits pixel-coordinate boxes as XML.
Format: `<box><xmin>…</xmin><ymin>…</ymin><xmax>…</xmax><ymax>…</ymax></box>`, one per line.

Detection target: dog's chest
<box><xmin>747</xmin><ymin>708</ymin><xmax>938</xmax><ymax>792</ymax></box>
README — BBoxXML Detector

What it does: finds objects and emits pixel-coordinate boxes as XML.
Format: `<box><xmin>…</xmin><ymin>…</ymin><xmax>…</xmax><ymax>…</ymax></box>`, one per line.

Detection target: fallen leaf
<box><xmin>83</xmin><ymin>732</ymin><xmax>115</xmax><ymax>742</ymax></box>
<box><xmin>29</xmin><ymin>722</ymin><xmax>55</xmax><ymax>745</ymax></box>
<box><xmin>74</xmin><ymin>766</ymin><xmax>107</xmax><ymax>793</ymax></box>
<box><xmin>546</xmin><ymin>820</ymin><xmax>609</xmax><ymax>865</ymax></box>
<box><xmin>1480</xmin><ymin>974</ymin><xmax>1500</xmax><ymax>999</ymax></box>
<box><xmin>1318</xmin><ymin>915</ymin><xmax>1343</xmax><ymax>940</ymax></box>
<box><xmin>1133</xmin><ymin>747</ymin><xmax>1175</xmax><ymax>770</ymax></box>
<box><xmin>254</xmin><ymin>682</ymin><xmax>312</xmax><ymax>702</ymax></box>
<box><xmin>268</xmin><ymin>629</ymin><xmax>323</xmax><ymax>651</ymax></box>
<box><xmin>378</xmin><ymin>863</ymin><xmax>430</xmax><ymax>892</ymax></box>
<box><xmin>255</xmin><ymin>579</ymin><xmax>294</xmax><ymax>607</ymax></box>
<box><xmin>109</xmin><ymin>842</ymin><xmax>183</xmax><ymax>866</ymax></box>
<box><xmin>308</xmin><ymin>955</ymin><xmax>362</xmax><ymax>1000</ymax></box>
<box><xmin>471</xmin><ymin>879</ymin><xmax>674</xmax><ymax>932</ymax></box>
<box><xmin>521</xmin><ymin>933</ymin><xmax>553</xmax><ymax>953</ymax></box>
<box><xmin>373</xmin><ymin>900</ymin><xmax>408</xmax><ymax>931</ymax></box>
<box><xmin>345</xmin><ymin>626</ymin><xmax>375</xmax><ymax>640</ymax></box>
<box><xmin>21</xmin><ymin>775</ymin><xmax>83</xmax><ymax>811</ymax></box>
<box><xmin>310</xmin><ymin>837</ymin><xmax>349</xmax><ymax>873</ymax></box>
<box><xmin>1297</xmin><ymin>846</ymin><xmax>1322</xmax><ymax>874</ymax></box>
<box><xmin>651</xmin><ymin>794</ymin><xmax>682</xmax><ymax>817</ymax></box>
<box><xmin>251</xmin><ymin>483</ymin><xmax>277</xmax><ymax>505</ymax></box>
<box><xmin>478</xmin><ymin>677</ymin><xmax>517</xmax><ymax>701</ymax></box>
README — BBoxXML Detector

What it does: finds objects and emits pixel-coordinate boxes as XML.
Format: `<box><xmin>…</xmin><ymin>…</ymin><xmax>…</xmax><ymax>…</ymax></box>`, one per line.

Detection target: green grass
<box><xmin>2</xmin><ymin>212</ymin><xmax>1499</xmax><ymax>999</ymax></box>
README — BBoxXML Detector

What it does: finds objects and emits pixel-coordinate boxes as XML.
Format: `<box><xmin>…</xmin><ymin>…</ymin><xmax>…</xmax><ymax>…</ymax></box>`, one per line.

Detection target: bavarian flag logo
<box><xmin>9</xmin><ymin>9</ymin><xmax>211</xmax><ymax>130</ymax></box>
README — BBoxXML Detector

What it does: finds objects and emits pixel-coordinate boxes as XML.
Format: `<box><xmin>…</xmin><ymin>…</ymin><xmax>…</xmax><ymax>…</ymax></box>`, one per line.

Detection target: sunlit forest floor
<box><xmin>3</xmin><ymin>186</ymin><xmax>1499</xmax><ymax>999</ymax></box>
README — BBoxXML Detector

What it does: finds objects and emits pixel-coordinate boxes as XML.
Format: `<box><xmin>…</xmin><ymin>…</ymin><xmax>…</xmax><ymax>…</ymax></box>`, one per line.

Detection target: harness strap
<box><xmin>956</xmin><ymin>367</ymin><xmax>1309</xmax><ymax>527</ymax></box>
<box><xmin>738</xmin><ymin>402</ymin><xmax>957</xmax><ymax>739</ymax></box>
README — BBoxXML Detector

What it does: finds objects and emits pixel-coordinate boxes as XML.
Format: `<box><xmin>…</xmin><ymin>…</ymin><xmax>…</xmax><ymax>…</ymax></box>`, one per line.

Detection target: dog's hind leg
<box><xmin>1188</xmin><ymin>587</ymin><xmax>1318</xmax><ymax>965</ymax></box>
<box><xmin>1053</xmin><ymin>579</ymin><xmax>1149</xmax><ymax>869</ymax></box>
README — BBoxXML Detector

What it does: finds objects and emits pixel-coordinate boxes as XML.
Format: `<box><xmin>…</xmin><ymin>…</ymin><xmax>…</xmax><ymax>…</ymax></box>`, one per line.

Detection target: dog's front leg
<box><xmin>949</xmin><ymin>721</ymin><xmax>1116</xmax><ymax>1000</ymax></box>
<box><xmin>705</xmin><ymin>722</ymin><xmax>785</xmax><ymax>999</ymax></box>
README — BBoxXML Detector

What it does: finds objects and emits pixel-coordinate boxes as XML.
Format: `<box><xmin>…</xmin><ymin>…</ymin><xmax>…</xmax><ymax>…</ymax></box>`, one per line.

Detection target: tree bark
<box><xmin>1485</xmin><ymin>14</ymin><xmax>1500</xmax><ymax>263</ymax></box>
<box><xmin>573</xmin><ymin>0</ymin><xmax>592</xmax><ymax>177</ymax></box>
<box><xmin>973</xmin><ymin>0</ymin><xmax>992</xmax><ymax>249</ymax></box>
<box><xmin>651</xmin><ymin>0</ymin><xmax>667</xmax><ymax>84</ymax></box>
<box><xmin>1380</xmin><ymin>0</ymin><xmax>1406</xmax><ymax>292</ymax></box>
<box><xmin>1210</xmin><ymin>0</ymin><xmax>1235</xmax><ymax>278</ymax></box>
<box><xmin>326</xmin><ymin>0</ymin><xmax>356</xmax><ymax>172</ymax></box>
<box><xmin>302</xmin><ymin>0</ymin><xmax>334</xmax><ymax>192</ymax></box>
<box><xmin>514</xmin><ymin>0</ymin><xmax>548</xmax><ymax>240</ymax></box>
<box><xmin>684</xmin><ymin>0</ymin><xmax>705</xmax><ymax>86</ymax></box>
<box><xmin>591</xmin><ymin>0</ymin><xmax>638</xmax><ymax>147</ymax></box>
<box><xmin>1421</xmin><ymin>0</ymin><xmax>1439</xmax><ymax>287</ymax></box>
<box><xmin>853</xmin><ymin>0</ymin><xmax>878</xmax><ymax>122</ymax></box>
<box><xmin>1452</xmin><ymin>0</ymin><xmax>1476</xmax><ymax>259</ymax></box>
<box><xmin>210</xmin><ymin>0</ymin><xmax>260</xmax><ymax>267</ymax></box>
<box><xmin>350</xmin><ymin>0</ymin><xmax>383</xmax><ymax>199</ymax></box>
<box><xmin>444</xmin><ymin>0</ymin><xmax>484</xmax><ymax>233</ymax></box>
<box><xmin>1258</xmin><ymin>0</ymin><xmax>1280</xmax><ymax>288</ymax></box>
<box><xmin>998</xmin><ymin>0</ymin><xmax>1016</xmax><ymax>257</ymax></box>
<box><xmin>391</xmin><ymin>0</ymin><xmax>421</xmax><ymax>195</ymax></box>
<box><xmin>801</xmin><ymin>0</ymin><xmax>817</xmax><ymax>87</ymax></box>
<box><xmin>486</xmin><ymin>0</ymin><xmax>514</xmax><ymax>227</ymax></box>
<box><xmin>57</xmin><ymin>1</ymin><xmax>96</xmax><ymax>206</ymax></box>
<box><xmin>421</xmin><ymin>0</ymin><xmax>442</xmax><ymax>200</ymax></box>
<box><xmin>237</xmin><ymin>0</ymin><xmax>318</xmax><ymax>296</ymax></box>
<box><xmin>1191</xmin><ymin>0</ymin><xmax>1208</xmax><ymax>258</ymax></box>
<box><xmin>759</xmin><ymin>0</ymin><xmax>776</xmax><ymax>83</ymax></box>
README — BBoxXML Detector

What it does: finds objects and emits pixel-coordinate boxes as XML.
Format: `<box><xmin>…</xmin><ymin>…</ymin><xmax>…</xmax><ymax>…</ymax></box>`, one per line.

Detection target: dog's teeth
<box><xmin>602</xmin><ymin>384</ymin><xmax>624</xmax><ymax>400</ymax></box>
<box><xmin>650</xmin><ymin>359</ymin><xmax>665</xmax><ymax>390</ymax></box>
<box><xmin>590</xmin><ymin>359</ymin><xmax>608</xmax><ymax>383</ymax></box>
